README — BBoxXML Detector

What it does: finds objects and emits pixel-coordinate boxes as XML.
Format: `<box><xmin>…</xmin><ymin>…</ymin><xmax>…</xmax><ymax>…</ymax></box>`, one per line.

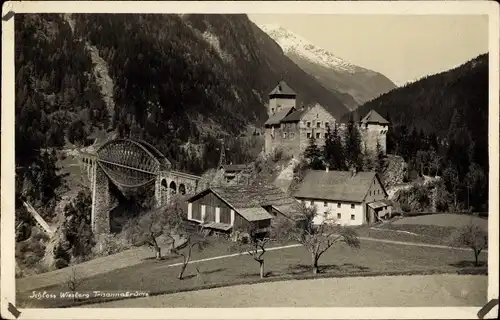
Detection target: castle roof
<box><xmin>293</xmin><ymin>170</ymin><xmax>387</xmax><ymax>203</ymax></box>
<box><xmin>359</xmin><ymin>110</ymin><xmax>389</xmax><ymax>125</ymax></box>
<box><xmin>269</xmin><ymin>81</ymin><xmax>297</xmax><ymax>97</ymax></box>
<box><xmin>264</xmin><ymin>106</ymin><xmax>295</xmax><ymax>126</ymax></box>
<box><xmin>281</xmin><ymin>106</ymin><xmax>309</xmax><ymax>123</ymax></box>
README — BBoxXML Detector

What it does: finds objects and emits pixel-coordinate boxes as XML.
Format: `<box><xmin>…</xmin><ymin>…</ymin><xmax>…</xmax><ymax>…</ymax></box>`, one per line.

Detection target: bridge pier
<box><xmin>91</xmin><ymin>164</ymin><xmax>111</xmax><ymax>235</ymax></box>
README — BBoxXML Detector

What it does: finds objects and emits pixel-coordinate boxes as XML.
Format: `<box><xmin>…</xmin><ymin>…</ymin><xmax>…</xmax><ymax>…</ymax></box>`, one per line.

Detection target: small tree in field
<box><xmin>170</xmin><ymin>229</ymin><xmax>209</xmax><ymax>280</ymax></box>
<box><xmin>125</xmin><ymin>199</ymin><xmax>184</xmax><ymax>260</ymax></box>
<box><xmin>449</xmin><ymin>223</ymin><xmax>488</xmax><ymax>267</ymax></box>
<box><xmin>276</xmin><ymin>204</ymin><xmax>360</xmax><ymax>275</ymax></box>
<box><xmin>230</xmin><ymin>225</ymin><xmax>275</xmax><ymax>279</ymax></box>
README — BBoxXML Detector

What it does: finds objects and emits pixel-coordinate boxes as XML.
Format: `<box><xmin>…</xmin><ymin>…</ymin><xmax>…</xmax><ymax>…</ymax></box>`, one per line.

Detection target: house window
<box><xmin>351</xmin><ymin>214</ymin><xmax>355</xmax><ymax>220</ymax></box>
<box><xmin>307</xmin><ymin>122</ymin><xmax>311</xmax><ymax>128</ymax></box>
<box><xmin>351</xmin><ymin>204</ymin><xmax>355</xmax><ymax>209</ymax></box>
<box><xmin>307</xmin><ymin>133</ymin><xmax>311</xmax><ymax>138</ymax></box>
<box><xmin>316</xmin><ymin>132</ymin><xmax>320</xmax><ymax>139</ymax></box>
<box><xmin>310</xmin><ymin>201</ymin><xmax>314</xmax><ymax>206</ymax></box>
<box><xmin>337</xmin><ymin>203</ymin><xmax>341</xmax><ymax>208</ymax></box>
<box><xmin>324</xmin><ymin>201</ymin><xmax>328</xmax><ymax>207</ymax></box>
<box><xmin>271</xmin><ymin>108</ymin><xmax>275</xmax><ymax>114</ymax></box>
<box><xmin>317</xmin><ymin>122</ymin><xmax>321</xmax><ymax>128</ymax></box>
<box><xmin>337</xmin><ymin>213</ymin><xmax>341</xmax><ymax>219</ymax></box>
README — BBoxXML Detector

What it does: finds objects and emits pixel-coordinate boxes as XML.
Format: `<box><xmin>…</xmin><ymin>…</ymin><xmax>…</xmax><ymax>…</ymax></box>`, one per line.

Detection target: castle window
<box><xmin>337</xmin><ymin>213</ymin><xmax>341</xmax><ymax>219</ymax></box>
<box><xmin>317</xmin><ymin>122</ymin><xmax>321</xmax><ymax>128</ymax></box>
<box><xmin>307</xmin><ymin>133</ymin><xmax>311</xmax><ymax>138</ymax></box>
<box><xmin>316</xmin><ymin>132</ymin><xmax>320</xmax><ymax>139</ymax></box>
<box><xmin>283</xmin><ymin>132</ymin><xmax>287</xmax><ymax>139</ymax></box>
<box><xmin>325</xmin><ymin>122</ymin><xmax>330</xmax><ymax>128</ymax></box>
<box><xmin>307</xmin><ymin>122</ymin><xmax>311</xmax><ymax>128</ymax></box>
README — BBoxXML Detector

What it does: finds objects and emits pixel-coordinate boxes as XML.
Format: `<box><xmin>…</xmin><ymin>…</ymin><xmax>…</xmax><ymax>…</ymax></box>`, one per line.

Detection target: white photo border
<box><xmin>1</xmin><ymin>1</ymin><xmax>499</xmax><ymax>319</ymax></box>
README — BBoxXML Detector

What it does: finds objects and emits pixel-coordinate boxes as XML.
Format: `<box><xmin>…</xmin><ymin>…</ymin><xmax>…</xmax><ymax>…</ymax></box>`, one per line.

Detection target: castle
<box><xmin>264</xmin><ymin>81</ymin><xmax>390</xmax><ymax>160</ymax></box>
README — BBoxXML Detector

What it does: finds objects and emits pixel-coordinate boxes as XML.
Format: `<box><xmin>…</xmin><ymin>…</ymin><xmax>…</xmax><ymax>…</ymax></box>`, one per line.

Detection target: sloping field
<box><xmin>393</xmin><ymin>213</ymin><xmax>488</xmax><ymax>230</ymax></box>
<box><xmin>89</xmin><ymin>274</ymin><xmax>487</xmax><ymax>308</ymax></box>
<box><xmin>18</xmin><ymin>237</ymin><xmax>487</xmax><ymax>308</ymax></box>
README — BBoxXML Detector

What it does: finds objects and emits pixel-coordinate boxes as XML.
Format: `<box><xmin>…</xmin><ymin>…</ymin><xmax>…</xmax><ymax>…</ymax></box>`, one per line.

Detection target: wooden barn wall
<box><xmin>233</xmin><ymin>213</ymin><xmax>250</xmax><ymax>230</ymax></box>
<box><xmin>191</xmin><ymin>192</ymin><xmax>232</xmax><ymax>223</ymax></box>
<box><xmin>191</xmin><ymin>201</ymin><xmax>202</xmax><ymax>220</ymax></box>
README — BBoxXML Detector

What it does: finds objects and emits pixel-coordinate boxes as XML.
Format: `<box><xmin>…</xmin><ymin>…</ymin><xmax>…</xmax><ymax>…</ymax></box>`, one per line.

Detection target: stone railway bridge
<box><xmin>77</xmin><ymin>138</ymin><xmax>202</xmax><ymax>235</ymax></box>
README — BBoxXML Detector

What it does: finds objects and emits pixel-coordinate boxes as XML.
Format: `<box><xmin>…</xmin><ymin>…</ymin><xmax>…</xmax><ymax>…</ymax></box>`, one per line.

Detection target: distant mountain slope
<box><xmin>352</xmin><ymin>53</ymin><xmax>489</xmax><ymax>168</ymax></box>
<box><xmin>15</xmin><ymin>13</ymin><xmax>350</xmax><ymax>174</ymax></box>
<box><xmin>259</xmin><ymin>24</ymin><xmax>397</xmax><ymax>109</ymax></box>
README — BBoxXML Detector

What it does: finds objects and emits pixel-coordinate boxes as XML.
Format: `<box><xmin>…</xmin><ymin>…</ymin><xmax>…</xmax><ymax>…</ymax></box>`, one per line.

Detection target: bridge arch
<box><xmin>178</xmin><ymin>184</ymin><xmax>186</xmax><ymax>195</ymax></box>
<box><xmin>169</xmin><ymin>181</ymin><xmax>177</xmax><ymax>194</ymax></box>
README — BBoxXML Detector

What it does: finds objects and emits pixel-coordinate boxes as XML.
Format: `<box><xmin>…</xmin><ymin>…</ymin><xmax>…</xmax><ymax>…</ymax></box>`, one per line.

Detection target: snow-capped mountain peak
<box><xmin>258</xmin><ymin>24</ymin><xmax>359</xmax><ymax>74</ymax></box>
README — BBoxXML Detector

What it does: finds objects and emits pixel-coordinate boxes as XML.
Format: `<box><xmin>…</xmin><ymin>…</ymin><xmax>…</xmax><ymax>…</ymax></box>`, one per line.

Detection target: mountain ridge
<box><xmin>258</xmin><ymin>24</ymin><xmax>397</xmax><ymax>108</ymax></box>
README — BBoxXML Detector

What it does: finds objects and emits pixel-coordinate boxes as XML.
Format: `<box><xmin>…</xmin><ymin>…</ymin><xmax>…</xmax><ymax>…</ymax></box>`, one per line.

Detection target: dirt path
<box><xmin>89</xmin><ymin>274</ymin><xmax>487</xmax><ymax>307</ymax></box>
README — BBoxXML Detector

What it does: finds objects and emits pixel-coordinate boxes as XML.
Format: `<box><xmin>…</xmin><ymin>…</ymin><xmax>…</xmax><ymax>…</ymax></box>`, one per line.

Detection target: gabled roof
<box><xmin>359</xmin><ymin>110</ymin><xmax>389</xmax><ymax>125</ymax></box>
<box><xmin>281</xmin><ymin>106</ymin><xmax>309</xmax><ymax>123</ymax></box>
<box><xmin>222</xmin><ymin>164</ymin><xmax>253</xmax><ymax>172</ymax></box>
<box><xmin>187</xmin><ymin>184</ymin><xmax>304</xmax><ymax>221</ymax></box>
<box><xmin>264</xmin><ymin>106</ymin><xmax>295</xmax><ymax>126</ymax></box>
<box><xmin>293</xmin><ymin>170</ymin><xmax>380</xmax><ymax>203</ymax></box>
<box><xmin>269</xmin><ymin>81</ymin><xmax>297</xmax><ymax>96</ymax></box>
<box><xmin>237</xmin><ymin>207</ymin><xmax>273</xmax><ymax>221</ymax></box>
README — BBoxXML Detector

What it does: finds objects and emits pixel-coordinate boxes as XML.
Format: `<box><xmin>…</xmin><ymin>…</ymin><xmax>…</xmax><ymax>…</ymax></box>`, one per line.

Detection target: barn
<box><xmin>186</xmin><ymin>184</ymin><xmax>303</xmax><ymax>237</ymax></box>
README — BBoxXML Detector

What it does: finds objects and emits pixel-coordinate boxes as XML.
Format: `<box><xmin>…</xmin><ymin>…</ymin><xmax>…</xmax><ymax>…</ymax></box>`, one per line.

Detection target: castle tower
<box><xmin>267</xmin><ymin>81</ymin><xmax>297</xmax><ymax>117</ymax></box>
<box><xmin>358</xmin><ymin>110</ymin><xmax>390</xmax><ymax>155</ymax></box>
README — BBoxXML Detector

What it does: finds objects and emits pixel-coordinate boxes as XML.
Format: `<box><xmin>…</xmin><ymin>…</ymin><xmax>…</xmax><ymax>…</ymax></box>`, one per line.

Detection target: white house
<box><xmin>293</xmin><ymin>168</ymin><xmax>392</xmax><ymax>226</ymax></box>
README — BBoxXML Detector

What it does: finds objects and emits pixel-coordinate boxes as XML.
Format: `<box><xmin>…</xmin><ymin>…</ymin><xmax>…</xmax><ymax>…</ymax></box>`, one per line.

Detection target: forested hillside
<box><xmin>14</xmin><ymin>13</ymin><xmax>351</xmax><ymax>238</ymax></box>
<box><xmin>351</xmin><ymin>54</ymin><xmax>489</xmax><ymax>211</ymax></box>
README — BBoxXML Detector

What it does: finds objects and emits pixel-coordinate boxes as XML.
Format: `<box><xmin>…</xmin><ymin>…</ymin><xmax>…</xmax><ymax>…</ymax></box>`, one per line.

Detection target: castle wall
<box><xmin>268</xmin><ymin>97</ymin><xmax>296</xmax><ymax>115</ymax></box>
<box><xmin>298</xmin><ymin>104</ymin><xmax>337</xmax><ymax>155</ymax></box>
<box><xmin>359</xmin><ymin>123</ymin><xmax>388</xmax><ymax>156</ymax></box>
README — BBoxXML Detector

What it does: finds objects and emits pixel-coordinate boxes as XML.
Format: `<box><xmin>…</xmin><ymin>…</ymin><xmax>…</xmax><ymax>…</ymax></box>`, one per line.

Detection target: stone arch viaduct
<box><xmin>78</xmin><ymin>138</ymin><xmax>202</xmax><ymax>235</ymax></box>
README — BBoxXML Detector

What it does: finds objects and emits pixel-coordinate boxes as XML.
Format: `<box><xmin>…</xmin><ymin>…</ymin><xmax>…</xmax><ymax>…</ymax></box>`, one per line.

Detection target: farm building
<box><xmin>220</xmin><ymin>164</ymin><xmax>253</xmax><ymax>184</ymax></box>
<box><xmin>186</xmin><ymin>184</ymin><xmax>303</xmax><ymax>237</ymax></box>
<box><xmin>293</xmin><ymin>168</ymin><xmax>392</xmax><ymax>226</ymax></box>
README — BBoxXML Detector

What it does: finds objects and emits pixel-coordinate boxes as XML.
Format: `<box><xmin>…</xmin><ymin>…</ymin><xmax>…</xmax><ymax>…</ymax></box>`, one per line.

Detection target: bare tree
<box><xmin>124</xmin><ymin>199</ymin><xmax>184</xmax><ymax>260</ymax></box>
<box><xmin>449</xmin><ymin>223</ymin><xmax>488</xmax><ymax>267</ymax></box>
<box><xmin>276</xmin><ymin>204</ymin><xmax>360</xmax><ymax>275</ymax></box>
<box><xmin>66</xmin><ymin>268</ymin><xmax>83</xmax><ymax>302</ymax></box>
<box><xmin>170</xmin><ymin>232</ymin><xmax>208</xmax><ymax>280</ymax></box>
<box><xmin>230</xmin><ymin>225</ymin><xmax>274</xmax><ymax>279</ymax></box>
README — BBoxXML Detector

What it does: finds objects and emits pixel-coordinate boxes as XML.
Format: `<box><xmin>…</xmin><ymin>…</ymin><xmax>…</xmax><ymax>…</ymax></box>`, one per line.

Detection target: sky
<box><xmin>248</xmin><ymin>14</ymin><xmax>489</xmax><ymax>86</ymax></box>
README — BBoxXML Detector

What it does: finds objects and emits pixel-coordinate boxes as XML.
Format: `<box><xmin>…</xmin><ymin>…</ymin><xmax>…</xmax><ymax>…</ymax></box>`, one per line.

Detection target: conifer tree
<box><xmin>343</xmin><ymin>118</ymin><xmax>363</xmax><ymax>171</ymax></box>
<box><xmin>304</xmin><ymin>135</ymin><xmax>324</xmax><ymax>170</ymax></box>
<box><xmin>323</xmin><ymin>124</ymin><xmax>345</xmax><ymax>170</ymax></box>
